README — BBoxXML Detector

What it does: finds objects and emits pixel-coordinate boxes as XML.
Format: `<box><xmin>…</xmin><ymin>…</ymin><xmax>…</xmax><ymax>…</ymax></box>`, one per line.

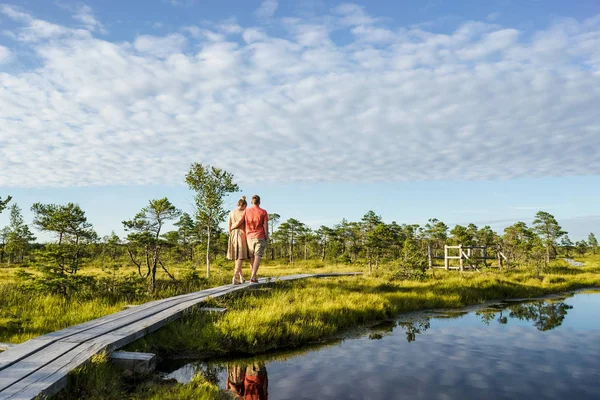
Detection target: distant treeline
<box><xmin>1</xmin><ymin>164</ymin><xmax>598</xmax><ymax>296</ymax></box>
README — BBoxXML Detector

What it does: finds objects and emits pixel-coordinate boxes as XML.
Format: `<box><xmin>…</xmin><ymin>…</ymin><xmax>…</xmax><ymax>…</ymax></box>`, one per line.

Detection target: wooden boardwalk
<box><xmin>0</xmin><ymin>272</ymin><xmax>361</xmax><ymax>400</ymax></box>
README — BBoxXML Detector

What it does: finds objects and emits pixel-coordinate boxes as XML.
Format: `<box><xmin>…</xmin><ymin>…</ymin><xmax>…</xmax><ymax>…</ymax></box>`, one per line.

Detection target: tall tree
<box><xmin>450</xmin><ymin>225</ymin><xmax>474</xmax><ymax>246</ymax></box>
<box><xmin>315</xmin><ymin>225</ymin><xmax>335</xmax><ymax>261</ymax></box>
<box><xmin>277</xmin><ymin>218</ymin><xmax>305</xmax><ymax>263</ymax></box>
<box><xmin>0</xmin><ymin>227</ymin><xmax>9</xmax><ymax>264</ymax></box>
<box><xmin>361</xmin><ymin>210</ymin><xmax>383</xmax><ymax>273</ymax></box>
<box><xmin>185</xmin><ymin>163</ymin><xmax>239</xmax><ymax>278</ymax></box>
<box><xmin>5</xmin><ymin>203</ymin><xmax>36</xmax><ymax>263</ymax></box>
<box><xmin>422</xmin><ymin>218</ymin><xmax>448</xmax><ymax>266</ymax></box>
<box><xmin>532</xmin><ymin>211</ymin><xmax>566</xmax><ymax>262</ymax></box>
<box><xmin>575</xmin><ymin>240</ymin><xmax>588</xmax><ymax>256</ymax></box>
<box><xmin>588</xmin><ymin>233</ymin><xmax>598</xmax><ymax>255</ymax></box>
<box><xmin>102</xmin><ymin>231</ymin><xmax>123</xmax><ymax>262</ymax></box>
<box><xmin>0</xmin><ymin>195</ymin><xmax>11</xmax><ymax>214</ymax></box>
<box><xmin>502</xmin><ymin>222</ymin><xmax>536</xmax><ymax>264</ymax></box>
<box><xmin>30</xmin><ymin>203</ymin><xmax>96</xmax><ymax>296</ymax></box>
<box><xmin>123</xmin><ymin>198</ymin><xmax>181</xmax><ymax>293</ymax></box>
<box><xmin>174</xmin><ymin>212</ymin><xmax>196</xmax><ymax>262</ymax></box>
<box><xmin>268</xmin><ymin>213</ymin><xmax>281</xmax><ymax>260</ymax></box>
<box><xmin>560</xmin><ymin>236</ymin><xmax>574</xmax><ymax>257</ymax></box>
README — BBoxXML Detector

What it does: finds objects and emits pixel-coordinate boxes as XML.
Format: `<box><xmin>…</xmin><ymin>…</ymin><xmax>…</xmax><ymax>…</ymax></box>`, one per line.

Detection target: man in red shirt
<box><xmin>242</xmin><ymin>194</ymin><xmax>268</xmax><ymax>283</ymax></box>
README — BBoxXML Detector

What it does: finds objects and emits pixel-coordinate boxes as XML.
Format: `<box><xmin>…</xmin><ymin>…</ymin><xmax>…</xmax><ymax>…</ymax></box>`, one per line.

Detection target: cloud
<box><xmin>133</xmin><ymin>33</ymin><xmax>187</xmax><ymax>57</ymax></box>
<box><xmin>0</xmin><ymin>5</ymin><xmax>600</xmax><ymax>188</ymax></box>
<box><xmin>163</xmin><ymin>0</ymin><xmax>198</xmax><ymax>6</ymax></box>
<box><xmin>0</xmin><ymin>45</ymin><xmax>11</xmax><ymax>63</ymax></box>
<box><xmin>255</xmin><ymin>0</ymin><xmax>278</xmax><ymax>19</ymax></box>
<box><xmin>73</xmin><ymin>4</ymin><xmax>106</xmax><ymax>33</ymax></box>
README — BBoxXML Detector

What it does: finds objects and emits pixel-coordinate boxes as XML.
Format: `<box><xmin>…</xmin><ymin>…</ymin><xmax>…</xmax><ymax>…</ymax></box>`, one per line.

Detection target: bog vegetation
<box><xmin>1</xmin><ymin>165</ymin><xmax>600</xmax><ymax>399</ymax></box>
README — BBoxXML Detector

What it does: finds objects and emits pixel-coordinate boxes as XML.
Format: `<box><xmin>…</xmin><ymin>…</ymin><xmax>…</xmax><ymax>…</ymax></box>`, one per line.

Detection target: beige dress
<box><xmin>227</xmin><ymin>209</ymin><xmax>249</xmax><ymax>260</ymax></box>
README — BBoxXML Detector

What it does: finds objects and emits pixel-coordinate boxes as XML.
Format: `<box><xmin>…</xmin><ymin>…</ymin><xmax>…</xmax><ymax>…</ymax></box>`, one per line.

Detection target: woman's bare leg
<box><xmin>233</xmin><ymin>259</ymin><xmax>243</xmax><ymax>284</ymax></box>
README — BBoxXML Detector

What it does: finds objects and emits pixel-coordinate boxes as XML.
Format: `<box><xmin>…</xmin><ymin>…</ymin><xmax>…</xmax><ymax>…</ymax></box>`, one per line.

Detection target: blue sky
<box><xmin>0</xmin><ymin>0</ymin><xmax>599</xmax><ymax>241</ymax></box>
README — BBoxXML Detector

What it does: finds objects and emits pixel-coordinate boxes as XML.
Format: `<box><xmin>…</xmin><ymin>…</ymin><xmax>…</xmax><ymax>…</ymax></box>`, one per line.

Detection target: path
<box><xmin>0</xmin><ymin>272</ymin><xmax>361</xmax><ymax>400</ymax></box>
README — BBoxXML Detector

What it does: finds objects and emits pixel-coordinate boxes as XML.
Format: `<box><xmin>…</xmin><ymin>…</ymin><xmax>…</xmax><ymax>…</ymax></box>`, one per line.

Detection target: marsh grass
<box><xmin>128</xmin><ymin>256</ymin><xmax>600</xmax><ymax>359</ymax></box>
<box><xmin>2</xmin><ymin>255</ymin><xmax>600</xmax><ymax>399</ymax></box>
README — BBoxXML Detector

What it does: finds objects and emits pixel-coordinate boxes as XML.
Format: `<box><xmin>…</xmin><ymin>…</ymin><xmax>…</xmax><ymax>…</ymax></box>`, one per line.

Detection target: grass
<box><xmin>1</xmin><ymin>254</ymin><xmax>599</xmax><ymax>399</ymax></box>
<box><xmin>128</xmin><ymin>255</ymin><xmax>600</xmax><ymax>358</ymax></box>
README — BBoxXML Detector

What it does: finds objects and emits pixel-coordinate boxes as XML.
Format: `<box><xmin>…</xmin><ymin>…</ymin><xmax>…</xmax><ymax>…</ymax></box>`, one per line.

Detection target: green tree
<box><xmin>315</xmin><ymin>225</ymin><xmax>335</xmax><ymax>261</ymax></box>
<box><xmin>588</xmin><ymin>233</ymin><xmax>598</xmax><ymax>255</ymax></box>
<box><xmin>185</xmin><ymin>163</ymin><xmax>239</xmax><ymax>278</ymax></box>
<box><xmin>277</xmin><ymin>218</ymin><xmax>305</xmax><ymax>263</ymax></box>
<box><xmin>475</xmin><ymin>225</ymin><xmax>497</xmax><ymax>246</ymax></box>
<box><xmin>575</xmin><ymin>240</ymin><xmax>588</xmax><ymax>256</ymax></box>
<box><xmin>268</xmin><ymin>213</ymin><xmax>281</xmax><ymax>260</ymax></box>
<box><xmin>502</xmin><ymin>222</ymin><xmax>536</xmax><ymax>264</ymax></box>
<box><xmin>367</xmin><ymin>223</ymin><xmax>394</xmax><ymax>268</ymax></box>
<box><xmin>296</xmin><ymin>224</ymin><xmax>314</xmax><ymax>261</ymax></box>
<box><xmin>0</xmin><ymin>195</ymin><xmax>11</xmax><ymax>214</ymax></box>
<box><xmin>449</xmin><ymin>224</ymin><xmax>474</xmax><ymax>246</ymax></box>
<box><xmin>5</xmin><ymin>203</ymin><xmax>36</xmax><ymax>263</ymax></box>
<box><xmin>532</xmin><ymin>211</ymin><xmax>566</xmax><ymax>262</ymax></box>
<box><xmin>361</xmin><ymin>210</ymin><xmax>383</xmax><ymax>272</ymax></box>
<box><xmin>123</xmin><ymin>198</ymin><xmax>181</xmax><ymax>293</ymax></box>
<box><xmin>422</xmin><ymin>218</ymin><xmax>448</xmax><ymax>266</ymax></box>
<box><xmin>560</xmin><ymin>235</ymin><xmax>574</xmax><ymax>257</ymax></box>
<box><xmin>30</xmin><ymin>203</ymin><xmax>97</xmax><ymax>296</ymax></box>
<box><xmin>0</xmin><ymin>227</ymin><xmax>9</xmax><ymax>264</ymax></box>
<box><xmin>102</xmin><ymin>231</ymin><xmax>123</xmax><ymax>262</ymax></box>
<box><xmin>174</xmin><ymin>212</ymin><xmax>196</xmax><ymax>262</ymax></box>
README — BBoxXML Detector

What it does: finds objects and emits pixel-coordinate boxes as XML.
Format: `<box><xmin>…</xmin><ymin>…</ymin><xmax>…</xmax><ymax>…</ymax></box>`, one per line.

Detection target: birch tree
<box><xmin>185</xmin><ymin>163</ymin><xmax>239</xmax><ymax>278</ymax></box>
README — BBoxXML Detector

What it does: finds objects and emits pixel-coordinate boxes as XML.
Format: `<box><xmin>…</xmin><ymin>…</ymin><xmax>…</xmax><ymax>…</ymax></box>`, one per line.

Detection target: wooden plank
<box><xmin>110</xmin><ymin>351</ymin><xmax>156</xmax><ymax>374</ymax></box>
<box><xmin>198</xmin><ymin>307</ymin><xmax>227</xmax><ymax>314</ymax></box>
<box><xmin>1</xmin><ymin>341</ymin><xmax>105</xmax><ymax>400</ymax></box>
<box><xmin>1</xmin><ymin>287</ymin><xmax>243</xmax><ymax>398</ymax></box>
<box><xmin>0</xmin><ymin>288</ymin><xmax>217</xmax><ymax>371</ymax></box>
<box><xmin>61</xmin><ymin>284</ymin><xmax>244</xmax><ymax>344</ymax></box>
<box><xmin>0</xmin><ymin>344</ymin><xmax>16</xmax><ymax>352</ymax></box>
<box><xmin>0</xmin><ymin>342</ymin><xmax>80</xmax><ymax>393</ymax></box>
<box><xmin>0</xmin><ymin>273</ymin><xmax>361</xmax><ymax>400</ymax></box>
<box><xmin>314</xmin><ymin>272</ymin><xmax>362</xmax><ymax>277</ymax></box>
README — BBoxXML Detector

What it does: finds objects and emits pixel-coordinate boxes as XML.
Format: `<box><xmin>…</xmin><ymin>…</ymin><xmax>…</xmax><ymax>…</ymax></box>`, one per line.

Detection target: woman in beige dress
<box><xmin>228</xmin><ymin>196</ymin><xmax>249</xmax><ymax>284</ymax></box>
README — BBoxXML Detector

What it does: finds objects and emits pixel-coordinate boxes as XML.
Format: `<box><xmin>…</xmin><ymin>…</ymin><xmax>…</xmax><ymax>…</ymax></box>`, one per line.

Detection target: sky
<box><xmin>0</xmin><ymin>0</ymin><xmax>599</xmax><ymax>241</ymax></box>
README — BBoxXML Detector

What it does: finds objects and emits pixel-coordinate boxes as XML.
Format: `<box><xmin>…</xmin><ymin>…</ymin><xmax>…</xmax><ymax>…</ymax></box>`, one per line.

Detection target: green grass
<box><xmin>1</xmin><ymin>254</ymin><xmax>600</xmax><ymax>399</ymax></box>
<box><xmin>128</xmin><ymin>255</ymin><xmax>600</xmax><ymax>358</ymax></box>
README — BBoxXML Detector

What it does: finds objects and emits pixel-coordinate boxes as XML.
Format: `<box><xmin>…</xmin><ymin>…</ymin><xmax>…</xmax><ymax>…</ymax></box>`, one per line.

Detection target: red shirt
<box><xmin>245</xmin><ymin>206</ymin><xmax>268</xmax><ymax>239</ymax></box>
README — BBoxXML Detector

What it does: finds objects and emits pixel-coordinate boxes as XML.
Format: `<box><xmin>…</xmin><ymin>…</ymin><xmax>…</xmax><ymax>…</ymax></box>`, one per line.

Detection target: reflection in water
<box><xmin>398</xmin><ymin>319</ymin><xmax>431</xmax><ymax>342</ymax></box>
<box><xmin>227</xmin><ymin>362</ymin><xmax>269</xmax><ymax>400</ymax></box>
<box><xmin>160</xmin><ymin>292</ymin><xmax>600</xmax><ymax>400</ymax></box>
<box><xmin>508</xmin><ymin>302</ymin><xmax>572</xmax><ymax>331</ymax></box>
<box><xmin>475</xmin><ymin>300</ymin><xmax>572</xmax><ymax>331</ymax></box>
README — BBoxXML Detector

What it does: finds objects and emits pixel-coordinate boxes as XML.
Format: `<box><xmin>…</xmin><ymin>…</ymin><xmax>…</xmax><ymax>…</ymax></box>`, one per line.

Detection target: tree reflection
<box><xmin>508</xmin><ymin>301</ymin><xmax>572</xmax><ymax>331</ymax></box>
<box><xmin>227</xmin><ymin>361</ymin><xmax>268</xmax><ymax>400</ymax></box>
<box><xmin>475</xmin><ymin>301</ymin><xmax>572</xmax><ymax>331</ymax></box>
<box><xmin>398</xmin><ymin>318</ymin><xmax>431</xmax><ymax>342</ymax></box>
<box><xmin>476</xmin><ymin>309</ymin><xmax>508</xmax><ymax>325</ymax></box>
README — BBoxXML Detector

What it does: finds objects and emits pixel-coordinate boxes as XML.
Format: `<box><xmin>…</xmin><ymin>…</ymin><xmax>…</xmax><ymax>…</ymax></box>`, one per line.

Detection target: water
<box><xmin>161</xmin><ymin>290</ymin><xmax>600</xmax><ymax>399</ymax></box>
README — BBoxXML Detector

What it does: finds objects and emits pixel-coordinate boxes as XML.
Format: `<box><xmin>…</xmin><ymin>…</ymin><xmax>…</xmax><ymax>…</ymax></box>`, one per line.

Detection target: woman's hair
<box><xmin>251</xmin><ymin>195</ymin><xmax>260</xmax><ymax>205</ymax></box>
<box><xmin>238</xmin><ymin>196</ymin><xmax>247</xmax><ymax>207</ymax></box>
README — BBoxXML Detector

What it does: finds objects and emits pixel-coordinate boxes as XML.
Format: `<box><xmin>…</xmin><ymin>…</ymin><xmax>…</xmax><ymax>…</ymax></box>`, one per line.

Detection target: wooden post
<box><xmin>444</xmin><ymin>245</ymin><xmax>449</xmax><ymax>270</ymax></box>
<box><xmin>427</xmin><ymin>243</ymin><xmax>433</xmax><ymax>268</ymax></box>
<box><xmin>459</xmin><ymin>244</ymin><xmax>464</xmax><ymax>272</ymax></box>
<box><xmin>483</xmin><ymin>246</ymin><xmax>487</xmax><ymax>267</ymax></box>
<box><xmin>497</xmin><ymin>249</ymin><xmax>502</xmax><ymax>271</ymax></box>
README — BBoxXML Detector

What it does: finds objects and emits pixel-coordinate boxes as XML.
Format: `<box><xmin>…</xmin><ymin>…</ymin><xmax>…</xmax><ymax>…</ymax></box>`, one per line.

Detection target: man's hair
<box><xmin>251</xmin><ymin>195</ymin><xmax>261</xmax><ymax>205</ymax></box>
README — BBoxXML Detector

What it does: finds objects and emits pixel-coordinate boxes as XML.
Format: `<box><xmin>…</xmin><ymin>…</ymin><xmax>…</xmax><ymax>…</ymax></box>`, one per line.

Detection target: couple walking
<box><xmin>227</xmin><ymin>194</ymin><xmax>268</xmax><ymax>284</ymax></box>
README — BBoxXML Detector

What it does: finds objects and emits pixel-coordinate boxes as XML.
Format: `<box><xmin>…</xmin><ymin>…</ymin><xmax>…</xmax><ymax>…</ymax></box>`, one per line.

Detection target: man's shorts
<box><xmin>247</xmin><ymin>238</ymin><xmax>267</xmax><ymax>257</ymax></box>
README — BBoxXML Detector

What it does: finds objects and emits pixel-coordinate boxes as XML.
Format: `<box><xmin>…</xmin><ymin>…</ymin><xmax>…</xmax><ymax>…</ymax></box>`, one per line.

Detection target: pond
<box><xmin>161</xmin><ymin>290</ymin><xmax>600</xmax><ymax>399</ymax></box>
